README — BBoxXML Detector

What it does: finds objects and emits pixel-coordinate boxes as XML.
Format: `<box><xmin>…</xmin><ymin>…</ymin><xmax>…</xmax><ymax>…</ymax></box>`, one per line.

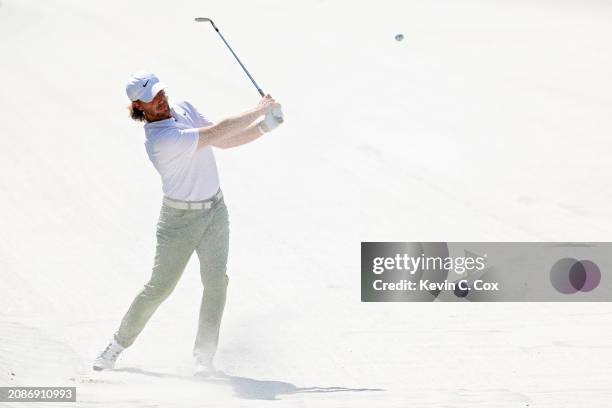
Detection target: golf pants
<box><xmin>114</xmin><ymin>190</ymin><xmax>229</xmax><ymax>363</ymax></box>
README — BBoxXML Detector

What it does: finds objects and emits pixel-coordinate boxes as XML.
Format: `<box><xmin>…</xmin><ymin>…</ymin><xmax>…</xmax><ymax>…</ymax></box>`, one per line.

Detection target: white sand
<box><xmin>1</xmin><ymin>0</ymin><xmax>611</xmax><ymax>406</ymax></box>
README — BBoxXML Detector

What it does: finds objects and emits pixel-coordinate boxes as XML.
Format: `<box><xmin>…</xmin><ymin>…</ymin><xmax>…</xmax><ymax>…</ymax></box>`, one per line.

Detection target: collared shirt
<box><xmin>144</xmin><ymin>100</ymin><xmax>220</xmax><ymax>201</ymax></box>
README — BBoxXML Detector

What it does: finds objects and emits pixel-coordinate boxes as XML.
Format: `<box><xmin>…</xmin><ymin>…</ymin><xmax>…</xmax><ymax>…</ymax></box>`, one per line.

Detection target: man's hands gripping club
<box><xmin>196</xmin><ymin>95</ymin><xmax>284</xmax><ymax>150</ymax></box>
<box><xmin>255</xmin><ymin>94</ymin><xmax>284</xmax><ymax>133</ymax></box>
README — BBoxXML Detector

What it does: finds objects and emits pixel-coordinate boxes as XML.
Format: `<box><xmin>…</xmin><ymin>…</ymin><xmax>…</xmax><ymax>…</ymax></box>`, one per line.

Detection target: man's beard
<box><xmin>145</xmin><ymin>106</ymin><xmax>171</xmax><ymax>122</ymax></box>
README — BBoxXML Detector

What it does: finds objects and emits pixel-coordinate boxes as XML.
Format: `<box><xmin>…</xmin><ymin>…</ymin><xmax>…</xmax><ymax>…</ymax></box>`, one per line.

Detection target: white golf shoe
<box><xmin>93</xmin><ymin>339</ymin><xmax>125</xmax><ymax>371</ymax></box>
<box><xmin>194</xmin><ymin>358</ymin><xmax>216</xmax><ymax>377</ymax></box>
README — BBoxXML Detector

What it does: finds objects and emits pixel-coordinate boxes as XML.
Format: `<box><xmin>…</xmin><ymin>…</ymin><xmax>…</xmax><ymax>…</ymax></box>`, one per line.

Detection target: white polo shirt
<box><xmin>144</xmin><ymin>100</ymin><xmax>220</xmax><ymax>201</ymax></box>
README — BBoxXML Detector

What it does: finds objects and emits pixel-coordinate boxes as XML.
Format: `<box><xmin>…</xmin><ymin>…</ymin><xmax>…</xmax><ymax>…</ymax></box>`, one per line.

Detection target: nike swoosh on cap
<box><xmin>142</xmin><ymin>80</ymin><xmax>149</xmax><ymax>87</ymax></box>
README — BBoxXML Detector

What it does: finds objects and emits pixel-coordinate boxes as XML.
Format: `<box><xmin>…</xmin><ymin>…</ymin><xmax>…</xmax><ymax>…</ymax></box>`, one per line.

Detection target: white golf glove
<box><xmin>271</xmin><ymin>106</ymin><xmax>284</xmax><ymax>123</ymax></box>
<box><xmin>257</xmin><ymin>107</ymin><xmax>284</xmax><ymax>133</ymax></box>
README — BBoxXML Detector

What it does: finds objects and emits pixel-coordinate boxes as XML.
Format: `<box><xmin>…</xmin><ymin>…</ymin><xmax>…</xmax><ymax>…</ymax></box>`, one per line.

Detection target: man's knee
<box><xmin>203</xmin><ymin>274</ymin><xmax>229</xmax><ymax>289</ymax></box>
<box><xmin>141</xmin><ymin>280</ymin><xmax>177</xmax><ymax>301</ymax></box>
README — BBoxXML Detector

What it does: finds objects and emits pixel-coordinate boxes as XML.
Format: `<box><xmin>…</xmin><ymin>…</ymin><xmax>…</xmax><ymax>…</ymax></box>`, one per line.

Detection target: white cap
<box><xmin>125</xmin><ymin>72</ymin><xmax>166</xmax><ymax>103</ymax></box>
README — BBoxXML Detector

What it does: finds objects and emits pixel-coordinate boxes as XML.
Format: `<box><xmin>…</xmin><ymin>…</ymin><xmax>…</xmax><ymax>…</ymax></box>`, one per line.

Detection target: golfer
<box><xmin>93</xmin><ymin>72</ymin><xmax>283</xmax><ymax>376</ymax></box>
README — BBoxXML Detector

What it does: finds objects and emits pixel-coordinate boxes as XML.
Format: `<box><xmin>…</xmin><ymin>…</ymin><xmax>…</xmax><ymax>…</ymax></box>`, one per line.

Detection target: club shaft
<box><xmin>215</xmin><ymin>30</ymin><xmax>265</xmax><ymax>97</ymax></box>
<box><xmin>196</xmin><ymin>18</ymin><xmax>265</xmax><ymax>97</ymax></box>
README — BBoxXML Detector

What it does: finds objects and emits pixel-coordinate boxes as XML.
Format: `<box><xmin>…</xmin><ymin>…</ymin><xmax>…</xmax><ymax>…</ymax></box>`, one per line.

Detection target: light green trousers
<box><xmin>114</xmin><ymin>193</ymin><xmax>229</xmax><ymax>364</ymax></box>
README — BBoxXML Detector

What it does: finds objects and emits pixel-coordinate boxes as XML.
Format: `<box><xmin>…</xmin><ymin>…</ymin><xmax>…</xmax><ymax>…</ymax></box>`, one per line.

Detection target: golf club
<box><xmin>195</xmin><ymin>17</ymin><xmax>283</xmax><ymax>123</ymax></box>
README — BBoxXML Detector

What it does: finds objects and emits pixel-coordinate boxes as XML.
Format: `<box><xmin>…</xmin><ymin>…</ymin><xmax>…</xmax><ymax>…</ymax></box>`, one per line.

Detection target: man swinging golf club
<box><xmin>93</xmin><ymin>71</ymin><xmax>283</xmax><ymax>376</ymax></box>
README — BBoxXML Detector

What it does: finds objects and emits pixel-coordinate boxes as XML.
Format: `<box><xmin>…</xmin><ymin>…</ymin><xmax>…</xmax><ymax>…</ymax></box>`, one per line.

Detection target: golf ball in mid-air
<box><xmin>395</xmin><ymin>33</ymin><xmax>404</xmax><ymax>41</ymax></box>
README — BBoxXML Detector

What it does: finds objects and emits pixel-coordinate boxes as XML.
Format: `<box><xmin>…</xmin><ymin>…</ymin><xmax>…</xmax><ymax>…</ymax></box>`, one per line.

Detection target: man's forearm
<box><xmin>212</xmin><ymin>122</ymin><xmax>265</xmax><ymax>149</ymax></box>
<box><xmin>197</xmin><ymin>107</ymin><xmax>265</xmax><ymax>149</ymax></box>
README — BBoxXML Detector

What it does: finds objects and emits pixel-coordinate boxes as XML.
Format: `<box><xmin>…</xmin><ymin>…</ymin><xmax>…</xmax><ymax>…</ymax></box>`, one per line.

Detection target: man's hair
<box><xmin>128</xmin><ymin>103</ymin><xmax>146</xmax><ymax>122</ymax></box>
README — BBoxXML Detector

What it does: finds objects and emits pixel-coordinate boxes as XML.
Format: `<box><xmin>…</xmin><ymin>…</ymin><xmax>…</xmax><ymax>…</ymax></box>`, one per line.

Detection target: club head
<box><xmin>194</xmin><ymin>17</ymin><xmax>218</xmax><ymax>30</ymax></box>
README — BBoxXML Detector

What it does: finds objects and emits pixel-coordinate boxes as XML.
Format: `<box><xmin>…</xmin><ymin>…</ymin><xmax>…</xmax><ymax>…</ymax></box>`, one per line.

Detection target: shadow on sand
<box><xmin>115</xmin><ymin>367</ymin><xmax>384</xmax><ymax>400</ymax></box>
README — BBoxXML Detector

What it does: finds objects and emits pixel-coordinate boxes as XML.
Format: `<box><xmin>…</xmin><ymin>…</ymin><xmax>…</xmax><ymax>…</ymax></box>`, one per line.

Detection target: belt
<box><xmin>162</xmin><ymin>190</ymin><xmax>223</xmax><ymax>210</ymax></box>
